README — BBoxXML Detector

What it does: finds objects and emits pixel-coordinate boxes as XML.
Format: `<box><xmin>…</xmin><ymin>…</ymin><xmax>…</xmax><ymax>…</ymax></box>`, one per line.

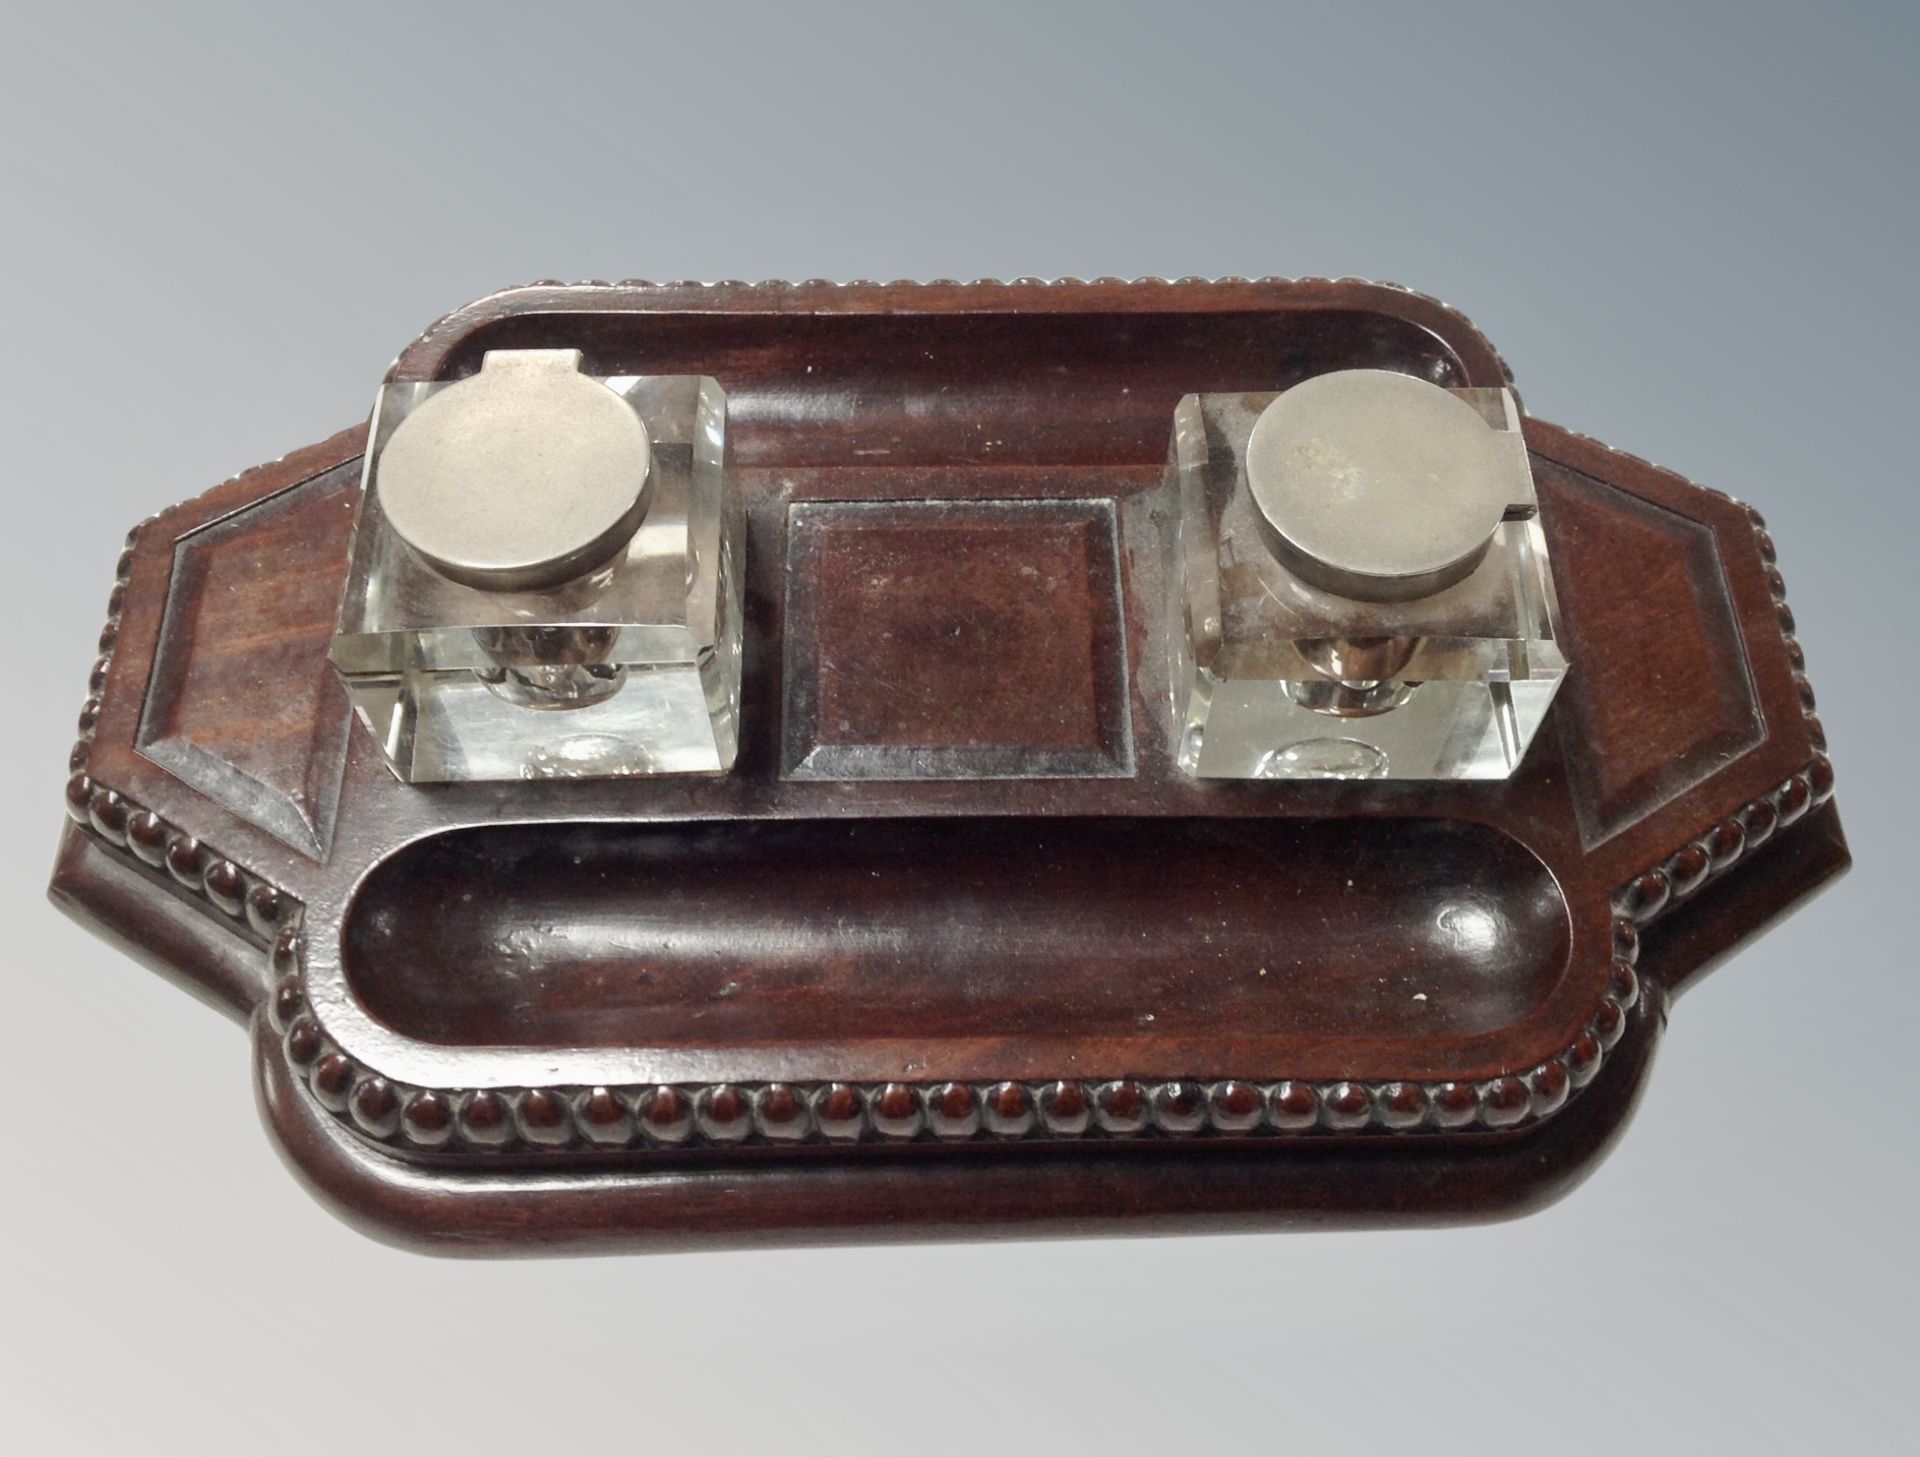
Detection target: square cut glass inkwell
<box><xmin>329</xmin><ymin>349</ymin><xmax>743</xmax><ymax>783</ymax></box>
<box><xmin>1165</xmin><ymin>369</ymin><xmax>1567</xmax><ymax>780</ymax></box>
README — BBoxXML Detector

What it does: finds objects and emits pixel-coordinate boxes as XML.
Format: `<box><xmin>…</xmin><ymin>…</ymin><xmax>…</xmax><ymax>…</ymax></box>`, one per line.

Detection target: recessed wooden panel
<box><xmin>1536</xmin><ymin>461</ymin><xmax>1765</xmax><ymax>847</ymax></box>
<box><xmin>137</xmin><ymin>465</ymin><xmax>358</xmax><ymax>858</ymax></box>
<box><xmin>781</xmin><ymin>498</ymin><xmax>1132</xmax><ymax>779</ymax></box>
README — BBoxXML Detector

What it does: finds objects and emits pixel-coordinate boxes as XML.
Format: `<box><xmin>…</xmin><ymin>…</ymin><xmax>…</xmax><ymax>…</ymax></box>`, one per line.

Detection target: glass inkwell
<box><xmin>1166</xmin><ymin>369</ymin><xmax>1567</xmax><ymax>780</ymax></box>
<box><xmin>329</xmin><ymin>349</ymin><xmax>743</xmax><ymax>783</ymax></box>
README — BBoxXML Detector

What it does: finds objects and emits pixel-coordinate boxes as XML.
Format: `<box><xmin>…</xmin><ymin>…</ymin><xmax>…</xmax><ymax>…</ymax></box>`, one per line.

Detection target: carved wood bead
<box><xmin>63</xmin><ymin>773</ymin><xmax>92</xmax><ymax>825</ymax></box>
<box><xmin>1268</xmin><ymin>1081</ymin><xmax>1320</xmax><ymax>1132</ymax></box>
<box><xmin>1479</xmin><ymin>1077</ymin><xmax>1533</xmax><ymax>1129</ymax></box>
<box><xmin>269</xmin><ymin>929</ymin><xmax>303</xmax><ymax>979</ymax></box>
<box><xmin>1430</xmin><ymin>1082</ymin><xmax>1480</xmax><ymax>1129</ymax></box>
<box><xmin>1207</xmin><ymin>1081</ymin><xmax>1265</xmax><ymax>1133</ymax></box>
<box><xmin>1151</xmin><ymin>1081</ymin><xmax>1208</xmax><ymax>1134</ymax></box>
<box><xmin>401</xmin><ymin>1091</ymin><xmax>455</xmax><ymax>1149</ymax></box>
<box><xmin>309</xmin><ymin>1053</ymin><xmax>355</xmax><ymax>1113</ymax></box>
<box><xmin>1592</xmin><ymin>1000</ymin><xmax>1627</xmax><ymax>1051</ymax></box>
<box><xmin>1623</xmin><ymin>870</ymin><xmax>1671</xmax><ymax>926</ymax></box>
<box><xmin>695</xmin><ymin>1085</ymin><xmax>751</xmax><ymax>1143</ymax></box>
<box><xmin>576</xmin><ymin>1087</ymin><xmax>635</xmax><ymax>1147</ymax></box>
<box><xmin>869</xmin><ymin>1083</ymin><xmax>924</xmax><ymax>1140</ymax></box>
<box><xmin>1809</xmin><ymin>754</ymin><xmax>1835</xmax><ymax>804</ymax></box>
<box><xmin>812</xmin><ymin>1083</ymin><xmax>867</xmax><ymax>1142</ymax></box>
<box><xmin>1375</xmin><ymin>1082</ymin><xmax>1430</xmax><ymax>1132</ymax></box>
<box><xmin>202</xmin><ymin>860</ymin><xmax>245</xmax><ymax>917</ymax></box>
<box><xmin>1566</xmin><ymin>1031</ymin><xmax>1605</xmax><ymax>1088</ymax></box>
<box><xmin>86</xmin><ymin>788</ymin><xmax>128</xmax><ymax>846</ymax></box>
<box><xmin>1322</xmin><ymin>1082</ymin><xmax>1373</xmax><ymax>1132</ymax></box>
<box><xmin>1093</xmin><ymin>1080</ymin><xmax>1149</xmax><ymax>1135</ymax></box>
<box><xmin>163</xmin><ymin>834</ymin><xmax>203</xmax><ymax>887</ymax></box>
<box><xmin>1666</xmin><ymin>843</ymin><xmax>1712</xmax><ymax>898</ymax></box>
<box><xmin>1612</xmin><ymin>916</ymin><xmax>1640</xmax><ymax>964</ymax></box>
<box><xmin>982</xmin><ymin>1082</ymin><xmax>1036</xmax><ymax>1138</ymax></box>
<box><xmin>245</xmin><ymin>883</ymin><xmax>286</xmax><ymax>936</ymax></box>
<box><xmin>752</xmin><ymin>1084</ymin><xmax>810</xmax><ymax>1142</ymax></box>
<box><xmin>1706</xmin><ymin>818</ymin><xmax>1746</xmax><ymax>870</ymax></box>
<box><xmin>925</xmin><ymin>1082</ymin><xmax>980</xmax><ymax>1139</ymax></box>
<box><xmin>1777</xmin><ymin>773</ymin><xmax>1813</xmax><ymax>827</ymax></box>
<box><xmin>268</xmin><ymin>974</ymin><xmax>304</xmax><ymax>1035</ymax></box>
<box><xmin>636</xmin><ymin>1086</ymin><xmax>693</xmax><ymax>1145</ymax></box>
<box><xmin>1037</xmin><ymin>1081</ymin><xmax>1090</xmax><ymax>1136</ymax></box>
<box><xmin>457</xmin><ymin>1091</ymin><xmax>514</xmax><ymax>1149</ymax></box>
<box><xmin>282</xmin><ymin>1016</ymin><xmax>323</xmax><ymax>1069</ymax></box>
<box><xmin>125</xmin><ymin>810</ymin><xmax>169</xmax><ymax>866</ymax></box>
<box><xmin>1529</xmin><ymin>1060</ymin><xmax>1571</xmax><ymax>1118</ymax></box>
<box><xmin>349</xmin><ymin>1077</ymin><xmax>402</xmax><ymax>1139</ymax></box>
<box><xmin>1609</xmin><ymin>959</ymin><xmax>1640</xmax><ymax>1012</ymax></box>
<box><xmin>514</xmin><ymin>1089</ymin><xmax>573</xmax><ymax>1147</ymax></box>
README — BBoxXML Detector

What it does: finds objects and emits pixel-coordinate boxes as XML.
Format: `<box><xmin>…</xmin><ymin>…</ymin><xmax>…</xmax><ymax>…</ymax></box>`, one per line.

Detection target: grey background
<box><xmin>4</xmin><ymin>3</ymin><xmax>1914</xmax><ymax>1452</ymax></box>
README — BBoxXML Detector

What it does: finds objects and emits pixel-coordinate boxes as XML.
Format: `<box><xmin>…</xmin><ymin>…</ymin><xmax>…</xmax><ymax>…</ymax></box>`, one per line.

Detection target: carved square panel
<box><xmin>781</xmin><ymin>498</ymin><xmax>1133</xmax><ymax>779</ymax></box>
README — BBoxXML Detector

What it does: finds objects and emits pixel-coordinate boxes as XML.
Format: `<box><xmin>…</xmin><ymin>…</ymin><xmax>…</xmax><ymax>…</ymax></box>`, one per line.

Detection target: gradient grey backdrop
<box><xmin>5</xmin><ymin>4</ymin><xmax>1913</xmax><ymax>1452</ymax></box>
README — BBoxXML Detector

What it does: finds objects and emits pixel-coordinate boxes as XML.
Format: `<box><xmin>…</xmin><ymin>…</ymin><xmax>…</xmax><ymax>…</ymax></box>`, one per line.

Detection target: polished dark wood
<box><xmin>48</xmin><ymin>279</ymin><xmax>1845</xmax><ymax>1254</ymax></box>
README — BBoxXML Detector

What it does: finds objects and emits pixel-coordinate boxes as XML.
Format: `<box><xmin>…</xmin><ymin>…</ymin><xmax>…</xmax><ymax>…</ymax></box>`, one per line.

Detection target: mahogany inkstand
<box><xmin>50</xmin><ymin>279</ymin><xmax>1846</xmax><ymax>1254</ymax></box>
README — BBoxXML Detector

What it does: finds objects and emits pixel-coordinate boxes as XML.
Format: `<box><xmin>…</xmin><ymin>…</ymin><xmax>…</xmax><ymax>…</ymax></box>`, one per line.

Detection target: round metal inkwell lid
<box><xmin>376</xmin><ymin>348</ymin><xmax>652</xmax><ymax>593</ymax></box>
<box><xmin>1245</xmin><ymin>368</ymin><xmax>1516</xmax><ymax>602</ymax></box>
